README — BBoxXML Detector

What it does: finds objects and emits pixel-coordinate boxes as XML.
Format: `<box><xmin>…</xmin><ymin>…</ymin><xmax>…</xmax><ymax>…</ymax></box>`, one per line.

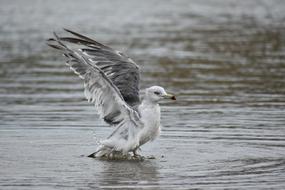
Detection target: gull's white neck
<box><xmin>140</xmin><ymin>98</ymin><xmax>161</xmax><ymax>125</ymax></box>
<box><xmin>141</xmin><ymin>98</ymin><xmax>159</xmax><ymax>107</ymax></box>
<box><xmin>140</xmin><ymin>97</ymin><xmax>161</xmax><ymax>122</ymax></box>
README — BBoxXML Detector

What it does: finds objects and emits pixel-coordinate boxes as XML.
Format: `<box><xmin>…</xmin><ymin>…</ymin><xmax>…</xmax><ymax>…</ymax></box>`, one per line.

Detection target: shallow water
<box><xmin>1</xmin><ymin>0</ymin><xmax>285</xmax><ymax>189</ymax></box>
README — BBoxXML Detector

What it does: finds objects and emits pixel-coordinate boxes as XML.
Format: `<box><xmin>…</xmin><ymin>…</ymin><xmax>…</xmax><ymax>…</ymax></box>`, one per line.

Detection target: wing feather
<box><xmin>47</xmin><ymin>32</ymin><xmax>141</xmax><ymax>126</ymax></box>
<box><xmin>54</xmin><ymin>29</ymin><xmax>141</xmax><ymax>107</ymax></box>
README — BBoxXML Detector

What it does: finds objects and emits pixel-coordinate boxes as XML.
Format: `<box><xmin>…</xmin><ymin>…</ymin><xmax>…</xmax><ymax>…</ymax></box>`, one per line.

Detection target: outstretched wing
<box><xmin>47</xmin><ymin>32</ymin><xmax>141</xmax><ymax>126</ymax></box>
<box><xmin>54</xmin><ymin>29</ymin><xmax>140</xmax><ymax>107</ymax></box>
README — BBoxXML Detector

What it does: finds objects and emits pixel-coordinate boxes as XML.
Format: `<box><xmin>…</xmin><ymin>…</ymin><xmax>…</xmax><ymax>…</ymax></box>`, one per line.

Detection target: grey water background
<box><xmin>1</xmin><ymin>0</ymin><xmax>285</xmax><ymax>189</ymax></box>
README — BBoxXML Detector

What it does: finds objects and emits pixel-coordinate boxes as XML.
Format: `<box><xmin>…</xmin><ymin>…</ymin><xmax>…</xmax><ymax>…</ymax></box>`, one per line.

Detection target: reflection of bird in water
<box><xmin>47</xmin><ymin>29</ymin><xmax>176</xmax><ymax>159</ymax></box>
<box><xmin>97</xmin><ymin>161</ymin><xmax>160</xmax><ymax>189</ymax></box>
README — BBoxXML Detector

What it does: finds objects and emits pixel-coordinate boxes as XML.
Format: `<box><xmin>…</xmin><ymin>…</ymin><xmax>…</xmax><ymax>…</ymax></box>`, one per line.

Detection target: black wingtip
<box><xmin>62</xmin><ymin>28</ymin><xmax>111</xmax><ymax>49</ymax></box>
<box><xmin>63</xmin><ymin>28</ymin><xmax>81</xmax><ymax>37</ymax></box>
<box><xmin>53</xmin><ymin>31</ymin><xmax>60</xmax><ymax>40</ymax></box>
<box><xmin>46</xmin><ymin>38</ymin><xmax>55</xmax><ymax>42</ymax></box>
<box><xmin>46</xmin><ymin>43</ymin><xmax>62</xmax><ymax>50</ymax></box>
<box><xmin>87</xmin><ymin>152</ymin><xmax>96</xmax><ymax>158</ymax></box>
<box><xmin>63</xmin><ymin>28</ymin><xmax>72</xmax><ymax>33</ymax></box>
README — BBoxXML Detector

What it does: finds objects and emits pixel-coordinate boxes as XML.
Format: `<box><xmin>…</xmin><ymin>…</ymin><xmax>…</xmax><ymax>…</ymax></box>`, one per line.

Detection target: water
<box><xmin>1</xmin><ymin>0</ymin><xmax>285</xmax><ymax>189</ymax></box>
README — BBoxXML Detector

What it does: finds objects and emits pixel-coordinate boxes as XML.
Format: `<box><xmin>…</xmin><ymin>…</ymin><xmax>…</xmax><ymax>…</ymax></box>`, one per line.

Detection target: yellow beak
<box><xmin>163</xmin><ymin>93</ymin><xmax>176</xmax><ymax>100</ymax></box>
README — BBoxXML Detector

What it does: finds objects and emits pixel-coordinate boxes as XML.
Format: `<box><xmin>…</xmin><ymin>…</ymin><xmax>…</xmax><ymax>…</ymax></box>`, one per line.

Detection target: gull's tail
<box><xmin>87</xmin><ymin>145</ymin><xmax>112</xmax><ymax>158</ymax></box>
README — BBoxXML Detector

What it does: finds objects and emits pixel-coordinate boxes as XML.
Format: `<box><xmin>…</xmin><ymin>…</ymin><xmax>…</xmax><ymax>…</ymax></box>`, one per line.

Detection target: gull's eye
<box><xmin>154</xmin><ymin>91</ymin><xmax>160</xmax><ymax>95</ymax></box>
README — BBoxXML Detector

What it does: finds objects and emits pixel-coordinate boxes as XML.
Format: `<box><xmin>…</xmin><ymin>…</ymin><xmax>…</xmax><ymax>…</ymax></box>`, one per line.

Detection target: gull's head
<box><xmin>145</xmin><ymin>86</ymin><xmax>176</xmax><ymax>103</ymax></box>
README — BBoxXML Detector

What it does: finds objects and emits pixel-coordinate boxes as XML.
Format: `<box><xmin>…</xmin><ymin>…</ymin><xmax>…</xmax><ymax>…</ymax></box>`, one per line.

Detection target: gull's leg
<box><xmin>132</xmin><ymin>147</ymin><xmax>143</xmax><ymax>159</ymax></box>
<box><xmin>107</xmin><ymin>152</ymin><xmax>114</xmax><ymax>159</ymax></box>
<box><xmin>133</xmin><ymin>149</ymin><xmax>139</xmax><ymax>157</ymax></box>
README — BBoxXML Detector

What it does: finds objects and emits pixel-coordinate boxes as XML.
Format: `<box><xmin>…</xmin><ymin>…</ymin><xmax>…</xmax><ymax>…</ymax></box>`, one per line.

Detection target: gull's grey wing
<box><xmin>55</xmin><ymin>29</ymin><xmax>140</xmax><ymax>107</ymax></box>
<box><xmin>47</xmin><ymin>32</ymin><xmax>141</xmax><ymax>126</ymax></box>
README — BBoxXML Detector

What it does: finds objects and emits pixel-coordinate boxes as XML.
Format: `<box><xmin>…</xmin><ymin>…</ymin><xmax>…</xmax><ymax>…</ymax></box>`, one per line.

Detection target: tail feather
<box><xmin>87</xmin><ymin>145</ymin><xmax>112</xmax><ymax>158</ymax></box>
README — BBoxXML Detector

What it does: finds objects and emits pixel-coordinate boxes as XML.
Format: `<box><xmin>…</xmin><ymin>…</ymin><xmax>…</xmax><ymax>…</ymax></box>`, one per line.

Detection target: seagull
<box><xmin>47</xmin><ymin>29</ymin><xmax>176</xmax><ymax>159</ymax></box>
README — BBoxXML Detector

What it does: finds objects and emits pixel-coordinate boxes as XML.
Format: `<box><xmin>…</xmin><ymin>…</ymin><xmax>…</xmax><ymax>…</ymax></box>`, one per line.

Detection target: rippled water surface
<box><xmin>1</xmin><ymin>0</ymin><xmax>285</xmax><ymax>189</ymax></box>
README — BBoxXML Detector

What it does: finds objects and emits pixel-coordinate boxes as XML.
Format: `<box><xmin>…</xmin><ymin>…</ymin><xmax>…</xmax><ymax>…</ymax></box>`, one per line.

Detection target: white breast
<box><xmin>138</xmin><ymin>103</ymin><xmax>161</xmax><ymax>145</ymax></box>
